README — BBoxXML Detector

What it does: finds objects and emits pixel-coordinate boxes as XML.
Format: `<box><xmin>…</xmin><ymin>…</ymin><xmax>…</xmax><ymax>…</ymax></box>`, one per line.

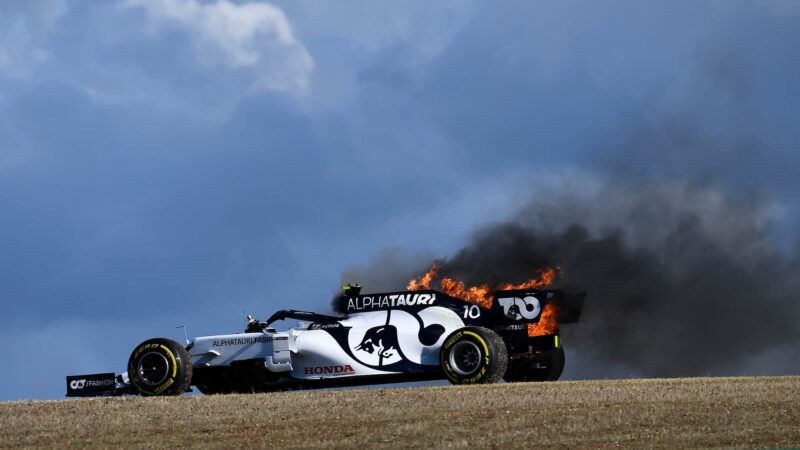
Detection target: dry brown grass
<box><xmin>1</xmin><ymin>376</ymin><xmax>798</xmax><ymax>449</ymax></box>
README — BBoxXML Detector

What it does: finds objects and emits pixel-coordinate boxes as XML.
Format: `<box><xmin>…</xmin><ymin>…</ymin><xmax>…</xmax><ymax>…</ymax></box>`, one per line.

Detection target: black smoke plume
<box><xmin>343</xmin><ymin>179</ymin><xmax>800</xmax><ymax>378</ymax></box>
<box><xmin>341</xmin><ymin>54</ymin><xmax>800</xmax><ymax>378</ymax></box>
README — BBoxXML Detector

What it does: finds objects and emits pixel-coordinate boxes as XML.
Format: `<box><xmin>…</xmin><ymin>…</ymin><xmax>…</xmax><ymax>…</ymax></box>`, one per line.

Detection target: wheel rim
<box><xmin>449</xmin><ymin>341</ymin><xmax>482</xmax><ymax>376</ymax></box>
<box><xmin>137</xmin><ymin>351</ymin><xmax>170</xmax><ymax>386</ymax></box>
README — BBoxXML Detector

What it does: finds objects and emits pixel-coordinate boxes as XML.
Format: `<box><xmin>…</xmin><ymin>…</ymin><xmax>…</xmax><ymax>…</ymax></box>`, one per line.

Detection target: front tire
<box><xmin>128</xmin><ymin>338</ymin><xmax>193</xmax><ymax>396</ymax></box>
<box><xmin>440</xmin><ymin>327</ymin><xmax>508</xmax><ymax>384</ymax></box>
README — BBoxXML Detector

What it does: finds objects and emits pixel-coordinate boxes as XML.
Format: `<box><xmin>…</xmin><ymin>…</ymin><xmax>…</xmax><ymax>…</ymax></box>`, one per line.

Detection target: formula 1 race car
<box><xmin>66</xmin><ymin>286</ymin><xmax>585</xmax><ymax>397</ymax></box>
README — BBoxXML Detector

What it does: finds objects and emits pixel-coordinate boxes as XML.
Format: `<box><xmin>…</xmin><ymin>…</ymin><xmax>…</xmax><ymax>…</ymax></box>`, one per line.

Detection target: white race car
<box><xmin>66</xmin><ymin>285</ymin><xmax>584</xmax><ymax>396</ymax></box>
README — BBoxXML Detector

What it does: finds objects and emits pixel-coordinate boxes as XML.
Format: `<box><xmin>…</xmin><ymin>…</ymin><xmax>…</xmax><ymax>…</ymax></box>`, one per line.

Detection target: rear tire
<box><xmin>440</xmin><ymin>327</ymin><xmax>508</xmax><ymax>384</ymax></box>
<box><xmin>504</xmin><ymin>346</ymin><xmax>565</xmax><ymax>382</ymax></box>
<box><xmin>128</xmin><ymin>338</ymin><xmax>193</xmax><ymax>396</ymax></box>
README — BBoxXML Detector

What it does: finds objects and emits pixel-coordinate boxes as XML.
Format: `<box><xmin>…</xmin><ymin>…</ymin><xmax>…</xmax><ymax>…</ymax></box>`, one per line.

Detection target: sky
<box><xmin>1</xmin><ymin>0</ymin><xmax>799</xmax><ymax>400</ymax></box>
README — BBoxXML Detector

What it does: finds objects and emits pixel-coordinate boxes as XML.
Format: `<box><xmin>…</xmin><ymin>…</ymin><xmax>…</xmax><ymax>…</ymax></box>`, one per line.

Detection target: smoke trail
<box><xmin>340</xmin><ymin>51</ymin><xmax>800</xmax><ymax>377</ymax></box>
<box><xmin>343</xmin><ymin>177</ymin><xmax>800</xmax><ymax>377</ymax></box>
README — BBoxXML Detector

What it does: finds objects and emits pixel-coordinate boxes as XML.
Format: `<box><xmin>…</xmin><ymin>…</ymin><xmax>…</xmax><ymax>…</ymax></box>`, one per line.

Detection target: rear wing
<box><xmin>492</xmin><ymin>289</ymin><xmax>586</xmax><ymax>324</ymax></box>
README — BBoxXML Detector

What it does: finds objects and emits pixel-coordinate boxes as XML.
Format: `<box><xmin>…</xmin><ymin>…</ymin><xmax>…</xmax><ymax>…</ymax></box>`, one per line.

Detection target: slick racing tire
<box><xmin>128</xmin><ymin>338</ymin><xmax>193</xmax><ymax>396</ymax></box>
<box><xmin>440</xmin><ymin>327</ymin><xmax>508</xmax><ymax>385</ymax></box>
<box><xmin>504</xmin><ymin>346</ymin><xmax>565</xmax><ymax>383</ymax></box>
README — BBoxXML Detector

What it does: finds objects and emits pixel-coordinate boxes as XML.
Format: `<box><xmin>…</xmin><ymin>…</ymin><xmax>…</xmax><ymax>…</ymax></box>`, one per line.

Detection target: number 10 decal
<box><xmin>497</xmin><ymin>296</ymin><xmax>541</xmax><ymax>320</ymax></box>
<box><xmin>462</xmin><ymin>304</ymin><xmax>481</xmax><ymax>319</ymax></box>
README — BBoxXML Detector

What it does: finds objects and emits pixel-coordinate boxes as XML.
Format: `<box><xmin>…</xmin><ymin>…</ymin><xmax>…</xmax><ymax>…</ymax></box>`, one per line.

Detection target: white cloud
<box><xmin>280</xmin><ymin>0</ymin><xmax>477</xmax><ymax>65</ymax></box>
<box><xmin>124</xmin><ymin>0</ymin><xmax>313</xmax><ymax>94</ymax></box>
<box><xmin>0</xmin><ymin>0</ymin><xmax>66</xmax><ymax>77</ymax></box>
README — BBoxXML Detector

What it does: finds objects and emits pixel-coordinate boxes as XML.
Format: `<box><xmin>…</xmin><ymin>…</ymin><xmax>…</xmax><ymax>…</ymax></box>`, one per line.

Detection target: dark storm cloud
<box><xmin>0</xmin><ymin>82</ymin><xmax>459</xmax><ymax>327</ymax></box>
<box><xmin>0</xmin><ymin>84</ymin><xmax>304</xmax><ymax>322</ymax></box>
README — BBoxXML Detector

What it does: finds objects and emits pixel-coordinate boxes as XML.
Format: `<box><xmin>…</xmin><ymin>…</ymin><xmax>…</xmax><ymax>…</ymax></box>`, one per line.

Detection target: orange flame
<box><xmin>406</xmin><ymin>264</ymin><xmax>562</xmax><ymax>337</ymax></box>
<box><xmin>527</xmin><ymin>303</ymin><xmax>560</xmax><ymax>337</ymax></box>
<box><xmin>406</xmin><ymin>263</ymin><xmax>439</xmax><ymax>290</ymax></box>
<box><xmin>439</xmin><ymin>278</ymin><xmax>493</xmax><ymax>309</ymax></box>
<box><xmin>497</xmin><ymin>267</ymin><xmax>559</xmax><ymax>291</ymax></box>
<box><xmin>407</xmin><ymin>266</ymin><xmax>559</xmax><ymax>306</ymax></box>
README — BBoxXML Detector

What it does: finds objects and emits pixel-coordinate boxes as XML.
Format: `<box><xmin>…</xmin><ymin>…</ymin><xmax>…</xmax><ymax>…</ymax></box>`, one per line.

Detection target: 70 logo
<box><xmin>497</xmin><ymin>296</ymin><xmax>541</xmax><ymax>321</ymax></box>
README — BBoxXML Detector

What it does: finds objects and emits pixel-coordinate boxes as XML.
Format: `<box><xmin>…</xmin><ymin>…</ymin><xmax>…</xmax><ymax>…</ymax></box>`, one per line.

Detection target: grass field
<box><xmin>1</xmin><ymin>376</ymin><xmax>798</xmax><ymax>449</ymax></box>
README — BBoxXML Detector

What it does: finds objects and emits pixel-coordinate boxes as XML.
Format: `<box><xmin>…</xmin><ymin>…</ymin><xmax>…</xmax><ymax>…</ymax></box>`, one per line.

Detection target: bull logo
<box><xmin>355</xmin><ymin>325</ymin><xmax>399</xmax><ymax>366</ymax></box>
<box><xmin>343</xmin><ymin>307</ymin><xmax>465</xmax><ymax>369</ymax></box>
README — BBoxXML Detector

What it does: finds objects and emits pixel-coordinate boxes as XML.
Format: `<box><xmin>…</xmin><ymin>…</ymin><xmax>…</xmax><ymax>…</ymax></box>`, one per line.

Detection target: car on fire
<box><xmin>66</xmin><ymin>285</ymin><xmax>585</xmax><ymax>397</ymax></box>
